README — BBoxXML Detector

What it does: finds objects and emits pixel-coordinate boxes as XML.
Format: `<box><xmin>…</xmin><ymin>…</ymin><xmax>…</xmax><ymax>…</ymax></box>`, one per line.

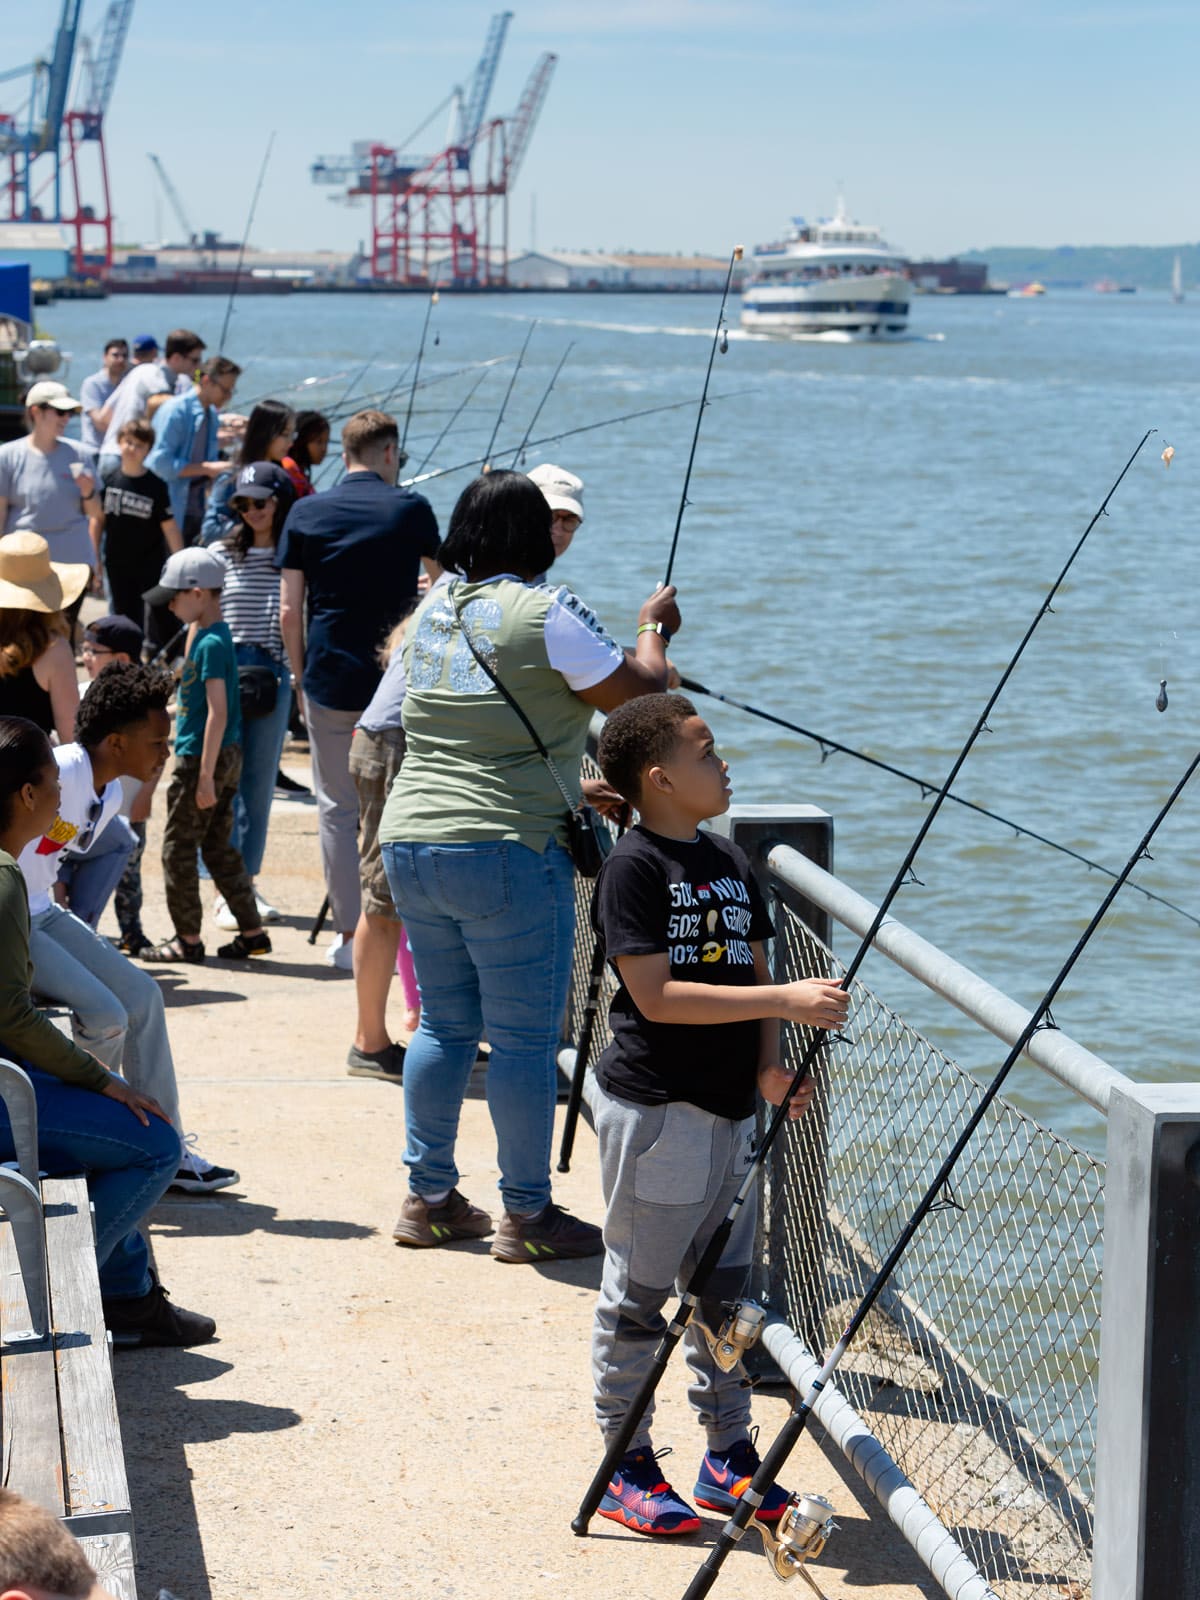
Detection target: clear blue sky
<box><xmin>4</xmin><ymin>0</ymin><xmax>1197</xmax><ymax>259</ymax></box>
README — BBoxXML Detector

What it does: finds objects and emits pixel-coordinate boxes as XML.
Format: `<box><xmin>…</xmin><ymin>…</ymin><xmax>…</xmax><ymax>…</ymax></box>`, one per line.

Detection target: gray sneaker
<box><xmin>393</xmin><ymin>1188</ymin><xmax>493</xmax><ymax>1248</ymax></box>
<box><xmin>347</xmin><ymin>1042</ymin><xmax>405</xmax><ymax>1083</ymax></box>
<box><xmin>490</xmin><ymin>1202</ymin><xmax>604</xmax><ymax>1263</ymax></box>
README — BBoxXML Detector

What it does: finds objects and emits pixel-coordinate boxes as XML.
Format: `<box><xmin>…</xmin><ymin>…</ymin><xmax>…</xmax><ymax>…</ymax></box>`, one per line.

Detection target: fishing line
<box><xmin>412</xmin><ymin>367</ymin><xmax>493</xmax><ymax>477</ymax></box>
<box><xmin>679</xmin><ymin>674</ymin><xmax>1200</xmax><ymax>930</ymax></box>
<box><xmin>219</xmin><ymin>131</ymin><xmax>276</xmax><ymax>352</ymax></box>
<box><xmin>403</xmin><ymin>387</ymin><xmax>757</xmax><ymax>491</ymax></box>
<box><xmin>662</xmin><ymin>245</ymin><xmax>742</xmax><ymax>589</ymax></box>
<box><xmin>401</xmin><ymin>291</ymin><xmax>440</xmax><ymax>450</ymax></box>
<box><xmin>483</xmin><ymin>320</ymin><xmax>537</xmax><ymax>467</ymax></box>
<box><xmin>680</xmin><ymin>734</ymin><xmax>1200</xmax><ymax>1596</ymax></box>
<box><xmin>510</xmin><ymin>342</ymin><xmax>574</xmax><ymax>467</ymax></box>
<box><xmin>570</xmin><ymin>426</ymin><xmax>1156</xmax><ymax>1537</ymax></box>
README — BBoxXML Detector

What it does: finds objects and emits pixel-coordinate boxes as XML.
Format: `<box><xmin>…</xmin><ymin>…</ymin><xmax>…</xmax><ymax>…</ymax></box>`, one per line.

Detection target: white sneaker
<box><xmin>325</xmin><ymin>933</ymin><xmax>354</xmax><ymax>971</ymax></box>
<box><xmin>168</xmin><ymin>1135</ymin><xmax>240</xmax><ymax>1194</ymax></box>
<box><xmin>213</xmin><ymin>894</ymin><xmax>238</xmax><ymax>932</ymax></box>
<box><xmin>254</xmin><ymin>886</ymin><xmax>282</xmax><ymax>923</ymax></box>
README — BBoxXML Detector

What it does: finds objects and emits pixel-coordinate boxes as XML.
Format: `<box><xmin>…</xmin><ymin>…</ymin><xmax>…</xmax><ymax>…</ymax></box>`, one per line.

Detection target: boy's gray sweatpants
<box><xmin>591</xmin><ymin>1079</ymin><xmax>757</xmax><ymax>1453</ymax></box>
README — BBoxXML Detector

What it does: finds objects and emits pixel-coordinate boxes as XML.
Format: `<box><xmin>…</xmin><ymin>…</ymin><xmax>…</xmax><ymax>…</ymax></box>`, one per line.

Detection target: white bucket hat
<box><xmin>526</xmin><ymin>463</ymin><xmax>583</xmax><ymax>522</ymax></box>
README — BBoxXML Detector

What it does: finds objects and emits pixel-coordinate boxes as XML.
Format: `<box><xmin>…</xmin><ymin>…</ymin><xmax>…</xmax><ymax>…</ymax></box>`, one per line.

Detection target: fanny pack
<box><xmin>238</xmin><ymin>663</ymin><xmax>278</xmax><ymax>721</ymax></box>
<box><xmin>450</xmin><ymin>585</ymin><xmax>611</xmax><ymax>877</ymax></box>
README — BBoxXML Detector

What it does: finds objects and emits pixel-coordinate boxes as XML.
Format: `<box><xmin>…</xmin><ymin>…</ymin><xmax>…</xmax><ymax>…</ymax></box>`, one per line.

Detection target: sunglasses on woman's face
<box><xmin>232</xmin><ymin>495</ymin><xmax>276</xmax><ymax>514</ymax></box>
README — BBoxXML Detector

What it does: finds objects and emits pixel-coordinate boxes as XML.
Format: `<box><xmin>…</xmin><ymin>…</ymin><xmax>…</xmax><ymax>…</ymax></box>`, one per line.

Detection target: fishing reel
<box><xmin>696</xmin><ymin>1299</ymin><xmax>767</xmax><ymax>1373</ymax></box>
<box><xmin>757</xmin><ymin>1492</ymin><xmax>837</xmax><ymax>1584</ymax></box>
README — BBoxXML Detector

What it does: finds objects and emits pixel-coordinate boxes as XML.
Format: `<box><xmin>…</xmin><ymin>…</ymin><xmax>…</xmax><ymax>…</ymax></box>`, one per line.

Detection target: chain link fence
<box><xmin>561</xmin><ymin>810</ymin><xmax>1103</xmax><ymax>1598</ymax></box>
<box><xmin>766</xmin><ymin>905</ymin><xmax>1101</xmax><ymax>1598</ymax></box>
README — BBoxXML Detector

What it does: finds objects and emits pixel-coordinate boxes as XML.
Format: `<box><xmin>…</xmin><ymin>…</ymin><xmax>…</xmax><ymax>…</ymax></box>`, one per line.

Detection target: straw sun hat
<box><xmin>0</xmin><ymin>532</ymin><xmax>91</xmax><ymax>614</ymax></box>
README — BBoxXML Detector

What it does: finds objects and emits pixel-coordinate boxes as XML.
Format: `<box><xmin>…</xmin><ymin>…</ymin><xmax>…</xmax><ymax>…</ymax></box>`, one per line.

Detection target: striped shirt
<box><xmin>213</xmin><ymin>544</ymin><xmax>284</xmax><ymax>662</ymax></box>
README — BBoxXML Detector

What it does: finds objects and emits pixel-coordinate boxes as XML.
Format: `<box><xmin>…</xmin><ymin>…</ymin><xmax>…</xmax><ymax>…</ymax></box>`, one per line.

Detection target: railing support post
<box><xmin>709</xmin><ymin>805</ymin><xmax>833</xmax><ymax>1353</ymax></box>
<box><xmin>1093</xmin><ymin>1083</ymin><xmax>1200</xmax><ymax>1599</ymax></box>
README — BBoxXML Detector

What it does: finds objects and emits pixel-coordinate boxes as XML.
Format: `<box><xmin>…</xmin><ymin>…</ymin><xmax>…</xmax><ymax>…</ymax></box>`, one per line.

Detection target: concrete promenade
<box><xmin>109</xmin><ymin>758</ymin><xmax>939</xmax><ymax>1599</ymax></box>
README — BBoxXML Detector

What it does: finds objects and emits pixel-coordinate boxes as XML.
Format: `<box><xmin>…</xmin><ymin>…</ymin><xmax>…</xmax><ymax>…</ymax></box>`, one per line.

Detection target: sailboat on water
<box><xmin>1172</xmin><ymin>253</ymin><xmax>1184</xmax><ymax>303</ymax></box>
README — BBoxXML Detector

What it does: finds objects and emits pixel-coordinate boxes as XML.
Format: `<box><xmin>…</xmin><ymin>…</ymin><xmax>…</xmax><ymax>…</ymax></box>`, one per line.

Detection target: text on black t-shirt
<box><xmin>590</xmin><ymin>825</ymin><xmax>774</xmax><ymax>1121</ymax></box>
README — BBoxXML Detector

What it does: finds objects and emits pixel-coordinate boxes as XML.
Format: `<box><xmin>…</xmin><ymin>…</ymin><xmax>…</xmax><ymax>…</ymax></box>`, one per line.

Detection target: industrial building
<box><xmin>507</xmin><ymin>251</ymin><xmax>738</xmax><ymax>291</ymax></box>
<box><xmin>0</xmin><ymin>222</ymin><xmax>71</xmax><ymax>281</ymax></box>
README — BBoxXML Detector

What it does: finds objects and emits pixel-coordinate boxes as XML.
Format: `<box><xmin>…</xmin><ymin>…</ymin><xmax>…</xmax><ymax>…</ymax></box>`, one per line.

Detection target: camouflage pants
<box><xmin>162</xmin><ymin>745</ymin><xmax>259</xmax><ymax>940</ymax></box>
<box><xmin>114</xmin><ymin>819</ymin><xmax>147</xmax><ymax>943</ymax></box>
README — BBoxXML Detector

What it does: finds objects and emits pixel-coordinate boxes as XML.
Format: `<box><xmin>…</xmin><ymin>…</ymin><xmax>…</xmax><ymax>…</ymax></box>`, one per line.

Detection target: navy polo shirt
<box><xmin>275</xmin><ymin>470</ymin><xmax>439</xmax><ymax>711</ymax></box>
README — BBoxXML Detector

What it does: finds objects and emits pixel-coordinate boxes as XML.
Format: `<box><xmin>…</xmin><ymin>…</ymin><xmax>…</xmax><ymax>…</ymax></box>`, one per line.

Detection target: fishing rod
<box><xmin>412</xmin><ymin>366</ymin><xmax>493</xmax><ymax>477</ymax></box>
<box><xmin>681</xmin><ymin>735</ymin><xmax>1200</xmax><ymax>1596</ymax></box>
<box><xmin>510</xmin><ymin>342</ymin><xmax>574</xmax><ymax>467</ymax></box>
<box><xmin>570</xmin><ymin>426</ymin><xmax>1155</xmax><ymax>1536</ymax></box>
<box><xmin>401</xmin><ymin>291</ymin><xmax>440</xmax><ymax>450</ymax></box>
<box><xmin>403</xmin><ymin>387</ymin><xmax>757</xmax><ymax>491</ymax></box>
<box><xmin>662</xmin><ymin>245</ymin><xmax>742</xmax><ymax>589</ymax></box>
<box><xmin>218</xmin><ymin>131</ymin><xmax>276</xmax><ymax>352</ymax></box>
<box><xmin>334</xmin><ymin>356</ymin><xmax>376</xmax><ymax>410</ymax></box>
<box><xmin>680</xmin><ymin>674</ymin><xmax>1200</xmax><ymax>931</ymax></box>
<box><xmin>316</xmin><ymin>355</ymin><xmax>513</xmax><ymax>428</ymax></box>
<box><xmin>557</xmin><ymin>815</ymin><xmax>626</xmax><ymax>1174</ymax></box>
<box><xmin>483</xmin><ymin>320</ymin><xmax>537</xmax><ymax>467</ymax></box>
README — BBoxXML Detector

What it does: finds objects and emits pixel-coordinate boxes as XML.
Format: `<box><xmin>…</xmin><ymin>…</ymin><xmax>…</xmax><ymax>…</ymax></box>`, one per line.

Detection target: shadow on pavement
<box><xmin>115</xmin><ymin>1349</ymin><xmax>302</xmax><ymax>1600</ymax></box>
<box><xmin>152</xmin><ymin>1196</ymin><xmax>379</xmax><ymax>1242</ymax></box>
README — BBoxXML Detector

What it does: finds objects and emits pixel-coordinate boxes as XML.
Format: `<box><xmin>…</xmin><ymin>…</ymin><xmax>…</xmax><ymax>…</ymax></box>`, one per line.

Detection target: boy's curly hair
<box><xmin>596</xmin><ymin>693</ymin><xmax>697</xmax><ymax>805</ymax></box>
<box><xmin>74</xmin><ymin>662</ymin><xmax>172</xmax><ymax>751</ymax></box>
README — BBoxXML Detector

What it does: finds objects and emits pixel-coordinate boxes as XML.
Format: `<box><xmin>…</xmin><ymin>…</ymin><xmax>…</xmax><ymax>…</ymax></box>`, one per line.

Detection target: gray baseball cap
<box><xmin>142</xmin><ymin>546</ymin><xmax>226</xmax><ymax>606</ymax></box>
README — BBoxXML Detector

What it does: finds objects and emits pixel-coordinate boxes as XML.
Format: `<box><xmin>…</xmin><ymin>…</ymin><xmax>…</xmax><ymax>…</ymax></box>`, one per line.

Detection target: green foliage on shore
<box><xmin>959</xmin><ymin>243</ymin><xmax>1198</xmax><ymax>291</ymax></box>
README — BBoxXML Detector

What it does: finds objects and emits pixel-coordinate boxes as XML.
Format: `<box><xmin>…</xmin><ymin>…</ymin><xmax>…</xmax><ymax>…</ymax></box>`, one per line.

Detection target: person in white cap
<box><xmin>0</xmin><ymin>382</ymin><xmax>102</xmax><ymax>605</ymax></box>
<box><xmin>526</xmin><ymin>462</ymin><xmax>584</xmax><ymax>560</ymax></box>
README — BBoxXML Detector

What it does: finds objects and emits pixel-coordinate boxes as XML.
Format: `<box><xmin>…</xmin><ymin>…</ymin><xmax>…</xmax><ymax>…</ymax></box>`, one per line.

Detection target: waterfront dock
<box><xmin>119</xmin><ymin>761</ymin><xmax>938</xmax><ymax>1599</ymax></box>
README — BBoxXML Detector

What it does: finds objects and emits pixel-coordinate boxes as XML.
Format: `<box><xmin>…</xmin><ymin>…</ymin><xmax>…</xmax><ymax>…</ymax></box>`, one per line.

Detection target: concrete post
<box><xmin>1093</xmin><ymin>1083</ymin><xmax>1200</xmax><ymax>1600</ymax></box>
<box><xmin>709</xmin><ymin>805</ymin><xmax>834</xmax><ymax>1354</ymax></box>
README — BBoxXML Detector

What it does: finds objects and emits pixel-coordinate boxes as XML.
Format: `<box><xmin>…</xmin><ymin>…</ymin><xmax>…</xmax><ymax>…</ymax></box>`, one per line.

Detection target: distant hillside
<box><xmin>959</xmin><ymin>243</ymin><xmax>1198</xmax><ymax>291</ymax></box>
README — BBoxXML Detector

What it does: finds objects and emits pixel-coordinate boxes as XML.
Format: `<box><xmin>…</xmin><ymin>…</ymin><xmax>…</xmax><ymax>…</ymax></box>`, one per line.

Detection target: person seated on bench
<box><xmin>0</xmin><ymin>1486</ymin><xmax>119</xmax><ymax>1600</ymax></box>
<box><xmin>16</xmin><ymin>665</ymin><xmax>240</xmax><ymax>1196</ymax></box>
<box><xmin>0</xmin><ymin>715</ymin><xmax>215</xmax><ymax>1347</ymax></box>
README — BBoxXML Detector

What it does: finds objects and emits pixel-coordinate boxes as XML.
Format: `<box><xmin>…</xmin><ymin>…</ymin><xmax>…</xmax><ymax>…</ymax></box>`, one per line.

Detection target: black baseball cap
<box><xmin>234</xmin><ymin>462</ymin><xmax>293</xmax><ymax>501</ymax></box>
<box><xmin>85</xmin><ymin>614</ymin><xmax>144</xmax><ymax>657</ymax></box>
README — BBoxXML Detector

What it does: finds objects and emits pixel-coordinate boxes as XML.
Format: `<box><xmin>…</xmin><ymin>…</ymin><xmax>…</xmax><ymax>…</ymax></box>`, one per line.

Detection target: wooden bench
<box><xmin>0</xmin><ymin>1060</ymin><xmax>137</xmax><ymax>1600</ymax></box>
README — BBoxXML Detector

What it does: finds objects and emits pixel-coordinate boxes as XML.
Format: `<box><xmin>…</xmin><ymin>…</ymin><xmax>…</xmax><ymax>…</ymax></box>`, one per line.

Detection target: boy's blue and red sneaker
<box><xmin>598</xmin><ymin>1448</ymin><xmax>701</xmax><ymax>1536</ymax></box>
<box><xmin>693</xmin><ymin>1433</ymin><xmax>791</xmax><ymax>1523</ymax></box>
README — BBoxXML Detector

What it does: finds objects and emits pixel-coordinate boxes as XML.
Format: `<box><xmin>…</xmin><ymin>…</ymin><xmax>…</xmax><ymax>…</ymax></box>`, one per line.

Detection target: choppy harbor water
<box><xmin>50</xmin><ymin>287</ymin><xmax>1200</xmax><ymax>1152</ymax></box>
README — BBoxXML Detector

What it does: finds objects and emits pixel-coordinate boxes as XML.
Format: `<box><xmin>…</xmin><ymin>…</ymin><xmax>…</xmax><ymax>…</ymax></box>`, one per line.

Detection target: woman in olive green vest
<box><xmin>380</xmin><ymin>470</ymin><xmax>680</xmax><ymax>1263</ymax></box>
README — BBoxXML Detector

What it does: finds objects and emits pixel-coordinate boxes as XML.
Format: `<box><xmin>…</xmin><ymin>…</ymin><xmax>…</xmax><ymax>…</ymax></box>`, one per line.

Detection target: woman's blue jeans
<box><xmin>232</xmin><ymin>647</ymin><xmax>293</xmax><ymax>880</ymax></box>
<box><xmin>0</xmin><ymin>1068</ymin><xmax>181</xmax><ymax>1300</ymax></box>
<box><xmin>381</xmin><ymin>838</ymin><xmax>575</xmax><ymax>1216</ymax></box>
<box><xmin>200</xmin><ymin>646</ymin><xmax>292</xmax><ymax>883</ymax></box>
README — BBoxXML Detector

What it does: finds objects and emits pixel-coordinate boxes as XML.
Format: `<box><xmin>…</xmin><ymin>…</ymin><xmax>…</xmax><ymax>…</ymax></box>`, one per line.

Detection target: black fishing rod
<box><xmin>570</xmin><ymin>426</ymin><xmax>1155</xmax><ymax>1536</ymax></box>
<box><xmin>404</xmin><ymin>387</ymin><xmax>757</xmax><ymax>492</ymax></box>
<box><xmin>483</xmin><ymin>320</ymin><xmax>537</xmax><ymax>466</ymax></box>
<box><xmin>680</xmin><ymin>674</ymin><xmax>1200</xmax><ymax>931</ymax></box>
<box><xmin>412</xmin><ymin>366</ymin><xmax>493</xmax><ymax>477</ymax></box>
<box><xmin>682</xmin><ymin>735</ymin><xmax>1200</xmax><ymax>1596</ymax></box>
<box><xmin>557</xmin><ymin>815</ymin><xmax>626</xmax><ymax>1174</ymax></box>
<box><xmin>219</xmin><ymin>131</ymin><xmax>276</xmax><ymax>351</ymax></box>
<box><xmin>401</xmin><ymin>290</ymin><xmax>440</xmax><ymax>450</ymax></box>
<box><xmin>510</xmin><ymin>342</ymin><xmax>574</xmax><ymax>467</ymax></box>
<box><xmin>662</xmin><ymin>245</ymin><xmax>742</xmax><ymax>589</ymax></box>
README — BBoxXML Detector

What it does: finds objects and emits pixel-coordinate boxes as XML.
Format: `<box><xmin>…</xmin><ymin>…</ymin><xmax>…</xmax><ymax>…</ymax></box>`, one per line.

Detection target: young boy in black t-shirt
<box><xmin>101</xmin><ymin>419</ymin><xmax>182</xmax><ymax>645</ymax></box>
<box><xmin>589</xmin><ymin>694</ymin><xmax>848</xmax><ymax>1536</ymax></box>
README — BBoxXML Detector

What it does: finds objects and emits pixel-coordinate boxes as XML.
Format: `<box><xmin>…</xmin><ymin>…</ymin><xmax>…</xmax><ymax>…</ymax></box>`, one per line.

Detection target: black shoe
<box><xmin>104</xmin><ymin>1277</ymin><xmax>216</xmax><ymax>1348</ymax></box>
<box><xmin>346</xmin><ymin>1041</ymin><xmax>405</xmax><ymax>1083</ymax></box>
<box><xmin>275</xmin><ymin>769</ymin><xmax>310</xmax><ymax>794</ymax></box>
<box><xmin>217</xmin><ymin>930</ymin><xmax>271</xmax><ymax>959</ymax></box>
<box><xmin>490</xmin><ymin>1201</ymin><xmax>604</xmax><ymax>1263</ymax></box>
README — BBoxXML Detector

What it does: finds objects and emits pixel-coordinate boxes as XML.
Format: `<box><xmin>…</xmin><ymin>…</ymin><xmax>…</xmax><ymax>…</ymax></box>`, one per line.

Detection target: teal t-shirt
<box><xmin>175</xmin><ymin>621</ymin><xmax>242</xmax><ymax>757</ymax></box>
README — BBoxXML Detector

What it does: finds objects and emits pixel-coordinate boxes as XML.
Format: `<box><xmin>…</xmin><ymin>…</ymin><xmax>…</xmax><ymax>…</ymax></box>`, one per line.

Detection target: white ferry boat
<box><xmin>741</xmin><ymin>203</ymin><xmax>911</xmax><ymax>338</ymax></box>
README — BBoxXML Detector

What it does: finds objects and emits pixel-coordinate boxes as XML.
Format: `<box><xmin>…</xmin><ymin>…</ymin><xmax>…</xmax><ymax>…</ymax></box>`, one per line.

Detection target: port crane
<box><xmin>147</xmin><ymin>151</ymin><xmax>197</xmax><ymax>247</ymax></box>
<box><xmin>0</xmin><ymin>0</ymin><xmax>133</xmax><ymax>275</ymax></box>
<box><xmin>310</xmin><ymin>10</ymin><xmax>556</xmax><ymax>286</ymax></box>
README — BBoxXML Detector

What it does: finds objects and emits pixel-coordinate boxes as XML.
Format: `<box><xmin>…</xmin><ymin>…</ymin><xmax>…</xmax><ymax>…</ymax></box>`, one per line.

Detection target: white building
<box><xmin>0</xmin><ymin>223</ymin><xmax>71</xmax><ymax>282</ymax></box>
<box><xmin>507</xmin><ymin>251</ymin><xmax>629</xmax><ymax>289</ymax></box>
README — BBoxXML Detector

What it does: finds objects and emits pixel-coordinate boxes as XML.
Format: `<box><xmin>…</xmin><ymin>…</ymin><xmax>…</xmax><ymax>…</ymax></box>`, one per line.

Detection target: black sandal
<box><xmin>217</xmin><ymin>931</ymin><xmax>272</xmax><ymax>960</ymax></box>
<box><xmin>142</xmin><ymin>936</ymin><xmax>206</xmax><ymax>965</ymax></box>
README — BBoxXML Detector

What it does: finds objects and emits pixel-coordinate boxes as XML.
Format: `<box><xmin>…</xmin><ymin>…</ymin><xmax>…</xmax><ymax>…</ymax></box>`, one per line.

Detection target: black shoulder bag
<box><xmin>450</xmin><ymin>586</ymin><xmax>611</xmax><ymax>878</ymax></box>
